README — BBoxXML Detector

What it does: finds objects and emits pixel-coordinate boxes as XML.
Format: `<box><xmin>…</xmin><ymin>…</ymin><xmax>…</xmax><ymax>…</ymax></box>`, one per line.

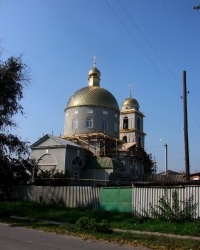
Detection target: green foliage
<box><xmin>0</xmin><ymin>55</ymin><xmax>35</xmax><ymax>197</ymax></box>
<box><xmin>149</xmin><ymin>189</ymin><xmax>198</xmax><ymax>222</ymax></box>
<box><xmin>75</xmin><ymin>216</ymin><xmax>112</xmax><ymax>234</ymax></box>
<box><xmin>193</xmin><ymin>5</ymin><xmax>200</xmax><ymax>10</ymax></box>
<box><xmin>34</xmin><ymin>167</ymin><xmax>71</xmax><ymax>185</ymax></box>
<box><xmin>47</xmin><ymin>196</ymin><xmax>65</xmax><ymax>206</ymax></box>
<box><xmin>1</xmin><ymin>200</ymin><xmax>200</xmax><ymax>238</ymax></box>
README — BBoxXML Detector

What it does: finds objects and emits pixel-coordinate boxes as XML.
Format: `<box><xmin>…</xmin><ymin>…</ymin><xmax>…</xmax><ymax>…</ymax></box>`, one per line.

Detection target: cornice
<box><xmin>120</xmin><ymin>128</ymin><xmax>146</xmax><ymax>135</ymax></box>
<box><xmin>120</xmin><ymin>109</ymin><xmax>145</xmax><ymax>117</ymax></box>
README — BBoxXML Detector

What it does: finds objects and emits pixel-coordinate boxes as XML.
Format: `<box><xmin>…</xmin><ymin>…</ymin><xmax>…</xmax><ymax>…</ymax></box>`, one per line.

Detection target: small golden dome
<box><xmin>88</xmin><ymin>66</ymin><xmax>101</xmax><ymax>78</ymax></box>
<box><xmin>122</xmin><ymin>97</ymin><xmax>139</xmax><ymax>110</ymax></box>
<box><xmin>66</xmin><ymin>86</ymin><xmax>119</xmax><ymax>111</ymax></box>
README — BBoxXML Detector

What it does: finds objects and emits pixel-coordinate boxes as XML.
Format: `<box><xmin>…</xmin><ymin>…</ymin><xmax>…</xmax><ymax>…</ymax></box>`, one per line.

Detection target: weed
<box><xmin>149</xmin><ymin>189</ymin><xmax>198</xmax><ymax>222</ymax></box>
<box><xmin>75</xmin><ymin>216</ymin><xmax>112</xmax><ymax>234</ymax></box>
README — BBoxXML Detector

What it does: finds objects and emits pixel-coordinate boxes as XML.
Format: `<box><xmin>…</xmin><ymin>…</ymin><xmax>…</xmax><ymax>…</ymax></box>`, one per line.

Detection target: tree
<box><xmin>193</xmin><ymin>5</ymin><xmax>200</xmax><ymax>10</ymax></box>
<box><xmin>34</xmin><ymin>166</ymin><xmax>71</xmax><ymax>186</ymax></box>
<box><xmin>0</xmin><ymin>55</ymin><xmax>34</xmax><ymax>198</ymax></box>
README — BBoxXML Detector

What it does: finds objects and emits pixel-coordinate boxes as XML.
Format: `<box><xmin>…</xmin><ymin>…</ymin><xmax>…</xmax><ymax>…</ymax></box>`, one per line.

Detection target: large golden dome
<box><xmin>66</xmin><ymin>86</ymin><xmax>119</xmax><ymax>111</ymax></box>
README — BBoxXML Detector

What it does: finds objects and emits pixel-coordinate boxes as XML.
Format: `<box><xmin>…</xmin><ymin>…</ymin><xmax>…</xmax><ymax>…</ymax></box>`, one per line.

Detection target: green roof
<box><xmin>87</xmin><ymin>157</ymin><xmax>125</xmax><ymax>170</ymax></box>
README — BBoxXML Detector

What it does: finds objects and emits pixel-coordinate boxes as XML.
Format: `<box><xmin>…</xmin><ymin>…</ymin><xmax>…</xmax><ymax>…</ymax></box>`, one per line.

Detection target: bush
<box><xmin>34</xmin><ymin>167</ymin><xmax>71</xmax><ymax>186</ymax></box>
<box><xmin>149</xmin><ymin>189</ymin><xmax>198</xmax><ymax>222</ymax></box>
<box><xmin>0</xmin><ymin>191</ymin><xmax>6</xmax><ymax>201</ymax></box>
<box><xmin>75</xmin><ymin>216</ymin><xmax>112</xmax><ymax>234</ymax></box>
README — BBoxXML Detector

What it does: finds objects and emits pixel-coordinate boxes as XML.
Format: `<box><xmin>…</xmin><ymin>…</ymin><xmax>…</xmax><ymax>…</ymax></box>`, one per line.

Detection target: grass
<box><xmin>1</xmin><ymin>200</ymin><xmax>200</xmax><ymax>250</ymax></box>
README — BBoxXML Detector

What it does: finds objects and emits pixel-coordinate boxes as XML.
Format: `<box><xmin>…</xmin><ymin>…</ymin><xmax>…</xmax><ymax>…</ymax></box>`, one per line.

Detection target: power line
<box><xmin>106</xmin><ymin>0</ymin><xmax>200</xmax><ymax>129</ymax></box>
<box><xmin>118</xmin><ymin>0</ymin><xmax>181</xmax><ymax>86</ymax></box>
<box><xmin>105</xmin><ymin>0</ymin><xmax>180</xmax><ymax>96</ymax></box>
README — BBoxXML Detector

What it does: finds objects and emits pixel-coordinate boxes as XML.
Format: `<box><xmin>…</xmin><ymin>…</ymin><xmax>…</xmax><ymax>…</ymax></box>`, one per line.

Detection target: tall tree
<box><xmin>0</xmin><ymin>55</ymin><xmax>34</xmax><ymax>198</ymax></box>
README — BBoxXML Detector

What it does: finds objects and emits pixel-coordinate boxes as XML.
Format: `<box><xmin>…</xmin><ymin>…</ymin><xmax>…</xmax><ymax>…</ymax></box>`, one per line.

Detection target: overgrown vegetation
<box><xmin>0</xmin><ymin>200</ymin><xmax>200</xmax><ymax>236</ymax></box>
<box><xmin>0</xmin><ymin>200</ymin><xmax>200</xmax><ymax>250</ymax></box>
<box><xmin>34</xmin><ymin>167</ymin><xmax>71</xmax><ymax>186</ymax></box>
<box><xmin>75</xmin><ymin>216</ymin><xmax>112</xmax><ymax>234</ymax></box>
<box><xmin>149</xmin><ymin>189</ymin><xmax>198</xmax><ymax>222</ymax></box>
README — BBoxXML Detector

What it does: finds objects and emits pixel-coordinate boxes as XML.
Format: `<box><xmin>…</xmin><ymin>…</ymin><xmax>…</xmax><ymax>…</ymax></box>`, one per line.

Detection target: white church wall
<box><xmin>31</xmin><ymin>147</ymin><xmax>66</xmax><ymax>173</ymax></box>
<box><xmin>65</xmin><ymin>106</ymin><xmax>119</xmax><ymax>138</ymax></box>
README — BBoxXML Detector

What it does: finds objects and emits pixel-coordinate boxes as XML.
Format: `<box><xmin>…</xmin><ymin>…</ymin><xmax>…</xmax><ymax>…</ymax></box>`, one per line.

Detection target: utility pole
<box><xmin>160</xmin><ymin>139</ymin><xmax>168</xmax><ymax>175</ymax></box>
<box><xmin>164</xmin><ymin>143</ymin><xmax>168</xmax><ymax>175</ymax></box>
<box><xmin>183</xmin><ymin>71</ymin><xmax>190</xmax><ymax>181</ymax></box>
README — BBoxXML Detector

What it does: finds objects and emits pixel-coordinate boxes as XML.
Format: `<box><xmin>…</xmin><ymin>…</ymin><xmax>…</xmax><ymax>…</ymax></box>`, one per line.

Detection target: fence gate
<box><xmin>100</xmin><ymin>187</ymin><xmax>132</xmax><ymax>212</ymax></box>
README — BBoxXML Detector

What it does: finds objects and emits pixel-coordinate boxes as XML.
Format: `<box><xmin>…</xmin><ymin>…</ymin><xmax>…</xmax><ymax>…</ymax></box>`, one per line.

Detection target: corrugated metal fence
<box><xmin>11</xmin><ymin>185</ymin><xmax>200</xmax><ymax>218</ymax></box>
<box><xmin>132</xmin><ymin>185</ymin><xmax>200</xmax><ymax>219</ymax></box>
<box><xmin>10</xmin><ymin>185</ymin><xmax>100</xmax><ymax>210</ymax></box>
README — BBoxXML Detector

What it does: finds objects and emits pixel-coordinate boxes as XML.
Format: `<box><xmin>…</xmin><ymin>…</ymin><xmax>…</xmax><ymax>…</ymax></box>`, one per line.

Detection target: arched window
<box><xmin>72</xmin><ymin>118</ymin><xmax>78</xmax><ymax>129</ymax></box>
<box><xmin>72</xmin><ymin>156</ymin><xmax>83</xmax><ymax>166</ymax></box>
<box><xmin>123</xmin><ymin>117</ymin><xmax>128</xmax><ymax>129</ymax></box>
<box><xmin>137</xmin><ymin>118</ymin><xmax>140</xmax><ymax>130</ymax></box>
<box><xmin>86</xmin><ymin>118</ymin><xmax>93</xmax><ymax>128</ymax></box>
<box><xmin>122</xmin><ymin>136</ymin><xmax>127</xmax><ymax>143</ymax></box>
<box><xmin>102</xmin><ymin>120</ymin><xmax>108</xmax><ymax>131</ymax></box>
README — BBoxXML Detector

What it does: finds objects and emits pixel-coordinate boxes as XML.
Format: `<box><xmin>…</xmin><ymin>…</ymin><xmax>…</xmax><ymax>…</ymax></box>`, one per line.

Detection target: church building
<box><xmin>31</xmin><ymin>59</ymin><xmax>155</xmax><ymax>184</ymax></box>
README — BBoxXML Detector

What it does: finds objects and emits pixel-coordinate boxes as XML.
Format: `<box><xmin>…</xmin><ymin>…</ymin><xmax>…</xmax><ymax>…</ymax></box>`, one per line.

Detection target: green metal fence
<box><xmin>100</xmin><ymin>187</ymin><xmax>132</xmax><ymax>212</ymax></box>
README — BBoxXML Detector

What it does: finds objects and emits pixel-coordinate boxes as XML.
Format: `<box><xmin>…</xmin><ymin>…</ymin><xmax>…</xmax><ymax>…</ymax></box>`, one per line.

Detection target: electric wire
<box><xmin>118</xmin><ymin>0</ymin><xmax>200</xmax><ymax>114</ymax></box>
<box><xmin>106</xmin><ymin>0</ymin><xmax>200</xmax><ymax>130</ymax></box>
<box><xmin>118</xmin><ymin>0</ymin><xmax>181</xmax><ymax>86</ymax></box>
<box><xmin>105</xmin><ymin>0</ymin><xmax>180</xmax><ymax>96</ymax></box>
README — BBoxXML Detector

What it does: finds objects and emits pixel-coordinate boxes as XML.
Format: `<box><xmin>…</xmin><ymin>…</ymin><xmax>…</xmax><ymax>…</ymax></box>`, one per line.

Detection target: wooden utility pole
<box><xmin>183</xmin><ymin>71</ymin><xmax>190</xmax><ymax>181</ymax></box>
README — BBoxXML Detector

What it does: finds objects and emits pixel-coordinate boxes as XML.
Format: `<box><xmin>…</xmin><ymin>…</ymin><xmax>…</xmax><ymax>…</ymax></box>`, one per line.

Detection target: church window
<box><xmin>123</xmin><ymin>136</ymin><xmax>127</xmax><ymax>143</ymax></box>
<box><xmin>137</xmin><ymin>118</ymin><xmax>140</xmax><ymax>130</ymax></box>
<box><xmin>87</xmin><ymin>109</ymin><xmax>93</xmax><ymax>113</ymax></box>
<box><xmin>114</xmin><ymin>122</ymin><xmax>118</xmax><ymax>132</ymax></box>
<box><xmin>86</xmin><ymin>118</ymin><xmax>93</xmax><ymax>128</ymax></box>
<box><xmin>102</xmin><ymin>121</ymin><xmax>108</xmax><ymax>131</ymax></box>
<box><xmin>74</xmin><ymin>110</ymin><xmax>78</xmax><ymax>114</ymax></box>
<box><xmin>72</xmin><ymin>156</ymin><xmax>82</xmax><ymax>166</ymax></box>
<box><xmin>73</xmin><ymin>171</ymin><xmax>79</xmax><ymax>184</ymax></box>
<box><xmin>115</xmin><ymin>114</ymin><xmax>118</xmax><ymax>118</ymax></box>
<box><xmin>123</xmin><ymin>117</ymin><xmax>128</xmax><ymax>129</ymax></box>
<box><xmin>72</xmin><ymin>119</ymin><xmax>78</xmax><ymax>129</ymax></box>
<box><xmin>103</xmin><ymin>111</ymin><xmax>108</xmax><ymax>115</ymax></box>
<box><xmin>74</xmin><ymin>171</ymin><xmax>79</xmax><ymax>179</ymax></box>
<box><xmin>138</xmin><ymin>136</ymin><xmax>141</xmax><ymax>145</ymax></box>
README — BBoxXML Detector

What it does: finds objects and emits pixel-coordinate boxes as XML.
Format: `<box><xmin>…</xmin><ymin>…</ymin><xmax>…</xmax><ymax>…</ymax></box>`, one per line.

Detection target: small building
<box><xmin>190</xmin><ymin>172</ymin><xmax>200</xmax><ymax>181</ymax></box>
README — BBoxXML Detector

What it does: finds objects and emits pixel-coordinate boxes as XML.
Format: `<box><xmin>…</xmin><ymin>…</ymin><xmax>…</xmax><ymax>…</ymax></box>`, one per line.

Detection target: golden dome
<box><xmin>66</xmin><ymin>86</ymin><xmax>119</xmax><ymax>111</ymax></box>
<box><xmin>88</xmin><ymin>66</ymin><xmax>101</xmax><ymax>78</ymax></box>
<box><xmin>122</xmin><ymin>97</ymin><xmax>139</xmax><ymax>110</ymax></box>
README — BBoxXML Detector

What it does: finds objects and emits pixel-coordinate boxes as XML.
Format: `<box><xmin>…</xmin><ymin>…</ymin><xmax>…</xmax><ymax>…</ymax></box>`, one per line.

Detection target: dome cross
<box><xmin>93</xmin><ymin>55</ymin><xmax>97</xmax><ymax>67</ymax></box>
<box><xmin>129</xmin><ymin>84</ymin><xmax>132</xmax><ymax>98</ymax></box>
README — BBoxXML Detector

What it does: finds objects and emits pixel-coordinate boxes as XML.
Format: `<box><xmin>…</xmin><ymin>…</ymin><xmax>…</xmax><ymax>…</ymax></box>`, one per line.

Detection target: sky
<box><xmin>0</xmin><ymin>0</ymin><xmax>200</xmax><ymax>174</ymax></box>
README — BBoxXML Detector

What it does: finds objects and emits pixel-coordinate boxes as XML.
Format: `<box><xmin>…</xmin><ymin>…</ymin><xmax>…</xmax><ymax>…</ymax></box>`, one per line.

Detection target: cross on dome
<box><xmin>129</xmin><ymin>84</ymin><xmax>132</xmax><ymax>98</ymax></box>
<box><xmin>93</xmin><ymin>55</ymin><xmax>97</xmax><ymax>67</ymax></box>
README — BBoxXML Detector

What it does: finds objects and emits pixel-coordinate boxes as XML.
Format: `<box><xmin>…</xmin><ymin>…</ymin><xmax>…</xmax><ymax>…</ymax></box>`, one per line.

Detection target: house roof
<box><xmin>190</xmin><ymin>172</ymin><xmax>200</xmax><ymax>177</ymax></box>
<box><xmin>31</xmin><ymin>134</ymin><xmax>84</xmax><ymax>149</ymax></box>
<box><xmin>86</xmin><ymin>157</ymin><xmax>126</xmax><ymax>170</ymax></box>
<box><xmin>158</xmin><ymin>170</ymin><xmax>181</xmax><ymax>175</ymax></box>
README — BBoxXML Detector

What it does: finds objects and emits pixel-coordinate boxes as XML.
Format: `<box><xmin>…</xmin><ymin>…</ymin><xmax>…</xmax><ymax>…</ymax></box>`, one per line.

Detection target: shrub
<box><xmin>149</xmin><ymin>189</ymin><xmax>198</xmax><ymax>222</ymax></box>
<box><xmin>75</xmin><ymin>216</ymin><xmax>112</xmax><ymax>233</ymax></box>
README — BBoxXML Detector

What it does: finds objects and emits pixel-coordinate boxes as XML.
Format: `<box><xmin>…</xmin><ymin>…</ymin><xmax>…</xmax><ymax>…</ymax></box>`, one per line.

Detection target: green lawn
<box><xmin>1</xmin><ymin>200</ymin><xmax>200</xmax><ymax>250</ymax></box>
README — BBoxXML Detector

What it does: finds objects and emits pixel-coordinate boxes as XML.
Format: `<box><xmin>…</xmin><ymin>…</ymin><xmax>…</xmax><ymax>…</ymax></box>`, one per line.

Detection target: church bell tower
<box><xmin>119</xmin><ymin>86</ymin><xmax>146</xmax><ymax>148</ymax></box>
